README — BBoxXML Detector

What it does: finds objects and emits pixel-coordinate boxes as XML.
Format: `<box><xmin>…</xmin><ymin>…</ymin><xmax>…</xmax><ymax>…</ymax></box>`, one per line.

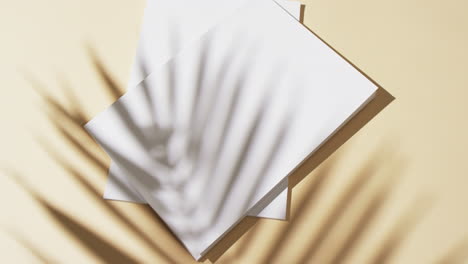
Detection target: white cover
<box><xmin>86</xmin><ymin>0</ymin><xmax>377</xmax><ymax>259</ymax></box>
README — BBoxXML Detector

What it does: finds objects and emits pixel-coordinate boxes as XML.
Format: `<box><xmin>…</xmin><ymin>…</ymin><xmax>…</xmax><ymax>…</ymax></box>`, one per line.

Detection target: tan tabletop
<box><xmin>1</xmin><ymin>0</ymin><xmax>468</xmax><ymax>263</ymax></box>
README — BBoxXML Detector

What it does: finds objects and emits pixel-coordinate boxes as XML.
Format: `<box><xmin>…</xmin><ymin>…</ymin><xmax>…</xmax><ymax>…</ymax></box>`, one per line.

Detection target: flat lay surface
<box><xmin>1</xmin><ymin>0</ymin><xmax>468</xmax><ymax>263</ymax></box>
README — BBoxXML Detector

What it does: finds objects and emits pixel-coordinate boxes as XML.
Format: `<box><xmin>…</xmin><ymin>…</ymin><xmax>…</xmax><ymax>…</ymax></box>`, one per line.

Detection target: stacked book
<box><xmin>85</xmin><ymin>0</ymin><xmax>377</xmax><ymax>260</ymax></box>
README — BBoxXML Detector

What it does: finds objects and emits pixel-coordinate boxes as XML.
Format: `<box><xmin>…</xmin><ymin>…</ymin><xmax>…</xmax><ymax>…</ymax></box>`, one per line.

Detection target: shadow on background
<box><xmin>7</xmin><ymin>170</ymin><xmax>140</xmax><ymax>264</ymax></box>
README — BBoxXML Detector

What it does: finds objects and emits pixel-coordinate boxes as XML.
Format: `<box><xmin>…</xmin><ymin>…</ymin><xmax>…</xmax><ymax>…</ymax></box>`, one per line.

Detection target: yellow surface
<box><xmin>1</xmin><ymin>0</ymin><xmax>468</xmax><ymax>263</ymax></box>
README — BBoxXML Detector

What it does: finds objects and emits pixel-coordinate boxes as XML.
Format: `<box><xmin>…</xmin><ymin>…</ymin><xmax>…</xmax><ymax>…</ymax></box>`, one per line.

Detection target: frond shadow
<box><xmin>81</xmin><ymin>32</ymin><xmax>302</xmax><ymax>261</ymax></box>
<box><xmin>5</xmin><ymin>170</ymin><xmax>140</xmax><ymax>264</ymax></box>
<box><xmin>7</xmin><ymin>4</ymin><xmax>465</xmax><ymax>264</ymax></box>
<box><xmin>26</xmin><ymin>58</ymin><xmax>183</xmax><ymax>263</ymax></box>
<box><xmin>20</xmin><ymin>7</ymin><xmax>443</xmax><ymax>263</ymax></box>
<box><xmin>24</xmin><ymin>29</ymin><xmax>401</xmax><ymax>264</ymax></box>
<box><xmin>36</xmin><ymin>139</ymin><xmax>178</xmax><ymax>263</ymax></box>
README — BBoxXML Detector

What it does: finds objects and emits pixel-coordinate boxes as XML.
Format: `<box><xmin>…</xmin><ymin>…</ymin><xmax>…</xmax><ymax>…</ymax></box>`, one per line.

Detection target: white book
<box><xmin>86</xmin><ymin>0</ymin><xmax>377</xmax><ymax>259</ymax></box>
<box><xmin>103</xmin><ymin>0</ymin><xmax>302</xmax><ymax>220</ymax></box>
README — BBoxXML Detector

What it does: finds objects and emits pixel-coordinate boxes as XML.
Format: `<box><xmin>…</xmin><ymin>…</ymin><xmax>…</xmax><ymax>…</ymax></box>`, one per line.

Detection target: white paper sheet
<box><xmin>86</xmin><ymin>0</ymin><xmax>377</xmax><ymax>259</ymax></box>
<box><xmin>103</xmin><ymin>0</ymin><xmax>302</xmax><ymax>220</ymax></box>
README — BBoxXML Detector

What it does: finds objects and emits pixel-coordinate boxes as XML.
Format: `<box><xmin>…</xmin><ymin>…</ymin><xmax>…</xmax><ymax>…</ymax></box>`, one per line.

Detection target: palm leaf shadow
<box><xmin>19</xmin><ymin>64</ymin><xmax>468</xmax><ymax>264</ymax></box>
<box><xmin>6</xmin><ymin>171</ymin><xmax>140</xmax><ymax>264</ymax></box>
<box><xmin>28</xmin><ymin>75</ymin><xmax>156</xmax><ymax>210</ymax></box>
<box><xmin>216</xmin><ymin>155</ymin><xmax>336</xmax><ymax>263</ymax></box>
<box><xmin>206</xmin><ymin>73</ymin><xmax>292</xmax><ymax>226</ymax></box>
<box><xmin>293</xmin><ymin>160</ymin><xmax>379</xmax><ymax>263</ymax></box>
<box><xmin>22</xmin><ymin>48</ymin><xmax>190</xmax><ymax>262</ymax></box>
<box><xmin>328</xmin><ymin>176</ymin><xmax>397</xmax><ymax>264</ymax></box>
<box><xmin>32</xmin><ymin>41</ymin><xmax>297</xmax><ymax>261</ymax></box>
<box><xmin>88</xmin><ymin>47</ymin><xmax>152</xmax><ymax>153</ymax></box>
<box><xmin>27</xmin><ymin>67</ymin><xmax>180</xmax><ymax>262</ymax></box>
<box><xmin>26</xmin><ymin>75</ymin><xmax>107</xmax><ymax>171</ymax></box>
<box><xmin>82</xmin><ymin>36</ymin><xmax>296</xmax><ymax>249</ymax></box>
<box><xmin>22</xmin><ymin>18</ymin><xmax>462</xmax><ymax>264</ymax></box>
<box><xmin>222</xmin><ymin>152</ymin><xmax>434</xmax><ymax>264</ymax></box>
<box><xmin>27</xmin><ymin>40</ymin><xmax>454</xmax><ymax>264</ymax></box>
<box><xmin>257</xmin><ymin>153</ymin><xmax>381</xmax><ymax>263</ymax></box>
<box><xmin>11</xmin><ymin>4</ymin><xmax>468</xmax><ymax>263</ymax></box>
<box><xmin>36</xmin><ymin>138</ymin><xmax>177</xmax><ymax>263</ymax></box>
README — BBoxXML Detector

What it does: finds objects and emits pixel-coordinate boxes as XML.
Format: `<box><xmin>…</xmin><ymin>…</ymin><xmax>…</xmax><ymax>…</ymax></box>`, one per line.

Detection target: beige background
<box><xmin>1</xmin><ymin>0</ymin><xmax>468</xmax><ymax>263</ymax></box>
